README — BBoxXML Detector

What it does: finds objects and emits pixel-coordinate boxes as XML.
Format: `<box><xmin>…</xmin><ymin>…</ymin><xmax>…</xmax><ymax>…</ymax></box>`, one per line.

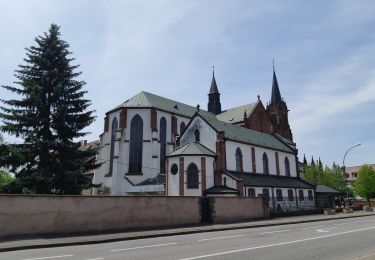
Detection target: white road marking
<box><xmin>111</xmin><ymin>242</ymin><xmax>177</xmax><ymax>252</ymax></box>
<box><xmin>260</xmin><ymin>229</ymin><xmax>291</xmax><ymax>235</ymax></box>
<box><xmin>176</xmin><ymin>226</ymin><xmax>375</xmax><ymax>260</ymax></box>
<box><xmin>198</xmin><ymin>235</ymin><xmax>244</xmax><ymax>242</ymax></box>
<box><xmin>301</xmin><ymin>225</ymin><xmax>326</xmax><ymax>230</ymax></box>
<box><xmin>86</xmin><ymin>258</ymin><xmax>104</xmax><ymax>260</ymax></box>
<box><xmin>316</xmin><ymin>227</ymin><xmax>337</xmax><ymax>233</ymax></box>
<box><xmin>22</xmin><ymin>255</ymin><xmax>73</xmax><ymax>260</ymax></box>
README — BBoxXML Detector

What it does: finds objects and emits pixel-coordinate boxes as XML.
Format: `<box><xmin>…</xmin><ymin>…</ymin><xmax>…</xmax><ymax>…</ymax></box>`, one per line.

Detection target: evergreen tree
<box><xmin>0</xmin><ymin>24</ymin><xmax>98</xmax><ymax>194</ymax></box>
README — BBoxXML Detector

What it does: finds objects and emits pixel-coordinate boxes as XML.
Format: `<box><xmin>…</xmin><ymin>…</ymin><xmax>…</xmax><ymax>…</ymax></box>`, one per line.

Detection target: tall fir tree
<box><xmin>0</xmin><ymin>24</ymin><xmax>98</xmax><ymax>194</ymax></box>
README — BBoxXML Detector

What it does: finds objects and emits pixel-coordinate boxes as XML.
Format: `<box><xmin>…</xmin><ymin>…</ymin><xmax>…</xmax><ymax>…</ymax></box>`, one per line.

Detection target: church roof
<box><xmin>204</xmin><ymin>185</ymin><xmax>240</xmax><ymax>195</ymax></box>
<box><xmin>198</xmin><ymin>113</ymin><xmax>295</xmax><ymax>153</ymax></box>
<box><xmin>109</xmin><ymin>91</ymin><xmax>215</xmax><ymax>119</ymax></box>
<box><xmin>167</xmin><ymin>142</ymin><xmax>216</xmax><ymax>157</ymax></box>
<box><xmin>225</xmin><ymin>171</ymin><xmax>315</xmax><ymax>189</ymax></box>
<box><xmin>216</xmin><ymin>102</ymin><xmax>258</xmax><ymax>124</ymax></box>
<box><xmin>316</xmin><ymin>184</ymin><xmax>340</xmax><ymax>194</ymax></box>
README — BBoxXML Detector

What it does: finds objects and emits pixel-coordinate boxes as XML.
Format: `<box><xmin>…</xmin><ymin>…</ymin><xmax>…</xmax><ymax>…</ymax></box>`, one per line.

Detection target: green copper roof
<box><xmin>109</xmin><ymin>91</ymin><xmax>215</xmax><ymax>118</ymax></box>
<box><xmin>167</xmin><ymin>142</ymin><xmax>216</xmax><ymax>157</ymax></box>
<box><xmin>199</xmin><ymin>113</ymin><xmax>295</xmax><ymax>153</ymax></box>
<box><xmin>216</xmin><ymin>102</ymin><xmax>258</xmax><ymax>123</ymax></box>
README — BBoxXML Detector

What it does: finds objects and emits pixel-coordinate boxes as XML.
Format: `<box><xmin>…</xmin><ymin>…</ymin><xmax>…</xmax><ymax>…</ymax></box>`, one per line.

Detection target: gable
<box><xmin>180</xmin><ymin>116</ymin><xmax>217</xmax><ymax>152</ymax></box>
<box><xmin>243</xmin><ymin>101</ymin><xmax>273</xmax><ymax>134</ymax></box>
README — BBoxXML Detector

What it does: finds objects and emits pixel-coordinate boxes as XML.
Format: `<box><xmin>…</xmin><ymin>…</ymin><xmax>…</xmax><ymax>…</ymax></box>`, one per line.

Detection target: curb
<box><xmin>1</xmin><ymin>213</ymin><xmax>374</xmax><ymax>253</ymax></box>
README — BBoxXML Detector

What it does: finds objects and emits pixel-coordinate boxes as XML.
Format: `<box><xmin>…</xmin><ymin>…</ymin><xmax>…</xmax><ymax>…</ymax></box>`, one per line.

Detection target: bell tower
<box><xmin>207</xmin><ymin>67</ymin><xmax>222</xmax><ymax>115</ymax></box>
<box><xmin>266</xmin><ymin>64</ymin><xmax>293</xmax><ymax>140</ymax></box>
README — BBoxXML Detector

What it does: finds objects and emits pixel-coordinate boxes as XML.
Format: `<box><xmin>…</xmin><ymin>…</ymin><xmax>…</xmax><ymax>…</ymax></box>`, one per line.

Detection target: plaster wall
<box><xmin>180</xmin><ymin>117</ymin><xmax>217</xmax><ymax>152</ymax></box>
<box><xmin>0</xmin><ymin>195</ymin><xmax>201</xmax><ymax>239</ymax></box>
<box><xmin>209</xmin><ymin>197</ymin><xmax>267</xmax><ymax>223</ymax></box>
<box><xmin>167</xmin><ymin>156</ymin><xmax>215</xmax><ymax>196</ymax></box>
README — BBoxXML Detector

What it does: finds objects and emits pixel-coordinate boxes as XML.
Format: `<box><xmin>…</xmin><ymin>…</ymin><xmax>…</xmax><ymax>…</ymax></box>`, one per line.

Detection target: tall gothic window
<box><xmin>194</xmin><ymin>129</ymin><xmax>200</xmax><ymax>142</ymax></box>
<box><xmin>109</xmin><ymin>117</ymin><xmax>118</xmax><ymax>174</ymax></box>
<box><xmin>285</xmin><ymin>157</ymin><xmax>290</xmax><ymax>176</ymax></box>
<box><xmin>187</xmin><ymin>163</ymin><xmax>199</xmax><ymax>189</ymax></box>
<box><xmin>262</xmin><ymin>153</ymin><xmax>269</xmax><ymax>174</ymax></box>
<box><xmin>180</xmin><ymin>121</ymin><xmax>186</xmax><ymax>135</ymax></box>
<box><xmin>159</xmin><ymin>117</ymin><xmax>167</xmax><ymax>173</ymax></box>
<box><xmin>235</xmin><ymin>148</ymin><xmax>243</xmax><ymax>172</ymax></box>
<box><xmin>129</xmin><ymin>115</ymin><xmax>143</xmax><ymax>173</ymax></box>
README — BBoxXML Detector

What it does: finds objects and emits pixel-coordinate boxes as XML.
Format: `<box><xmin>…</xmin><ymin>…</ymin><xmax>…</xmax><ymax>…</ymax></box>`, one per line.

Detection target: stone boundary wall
<box><xmin>209</xmin><ymin>197</ymin><xmax>267</xmax><ymax>223</ymax></box>
<box><xmin>0</xmin><ymin>195</ymin><xmax>267</xmax><ymax>239</ymax></box>
<box><xmin>0</xmin><ymin>195</ymin><xmax>201</xmax><ymax>239</ymax></box>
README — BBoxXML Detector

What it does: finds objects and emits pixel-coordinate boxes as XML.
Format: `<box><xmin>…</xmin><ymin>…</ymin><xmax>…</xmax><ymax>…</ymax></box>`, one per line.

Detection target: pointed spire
<box><xmin>303</xmin><ymin>154</ymin><xmax>307</xmax><ymax>166</ymax></box>
<box><xmin>209</xmin><ymin>66</ymin><xmax>219</xmax><ymax>94</ymax></box>
<box><xmin>311</xmin><ymin>156</ymin><xmax>315</xmax><ymax>166</ymax></box>
<box><xmin>318</xmin><ymin>157</ymin><xmax>323</xmax><ymax>168</ymax></box>
<box><xmin>271</xmin><ymin>61</ymin><xmax>282</xmax><ymax>104</ymax></box>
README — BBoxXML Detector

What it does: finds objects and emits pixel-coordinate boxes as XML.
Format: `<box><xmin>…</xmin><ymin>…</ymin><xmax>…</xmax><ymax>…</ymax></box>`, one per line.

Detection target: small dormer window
<box><xmin>194</xmin><ymin>129</ymin><xmax>200</xmax><ymax>142</ymax></box>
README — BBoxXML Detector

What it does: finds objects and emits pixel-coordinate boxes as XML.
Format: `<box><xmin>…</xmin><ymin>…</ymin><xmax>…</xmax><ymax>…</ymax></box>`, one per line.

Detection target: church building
<box><xmin>93</xmin><ymin>68</ymin><xmax>315</xmax><ymax>210</ymax></box>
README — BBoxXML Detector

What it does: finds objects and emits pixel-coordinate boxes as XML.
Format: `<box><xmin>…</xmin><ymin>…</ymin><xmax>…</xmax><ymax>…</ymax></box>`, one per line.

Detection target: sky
<box><xmin>0</xmin><ymin>0</ymin><xmax>374</xmax><ymax>167</ymax></box>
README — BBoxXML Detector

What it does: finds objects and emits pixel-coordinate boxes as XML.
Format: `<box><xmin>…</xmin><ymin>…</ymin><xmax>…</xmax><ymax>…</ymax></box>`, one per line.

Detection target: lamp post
<box><xmin>342</xmin><ymin>143</ymin><xmax>361</xmax><ymax>206</ymax></box>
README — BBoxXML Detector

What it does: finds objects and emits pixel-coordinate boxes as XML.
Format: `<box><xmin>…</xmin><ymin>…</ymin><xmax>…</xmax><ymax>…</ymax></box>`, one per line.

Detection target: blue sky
<box><xmin>1</xmin><ymin>0</ymin><xmax>374</xmax><ymax>167</ymax></box>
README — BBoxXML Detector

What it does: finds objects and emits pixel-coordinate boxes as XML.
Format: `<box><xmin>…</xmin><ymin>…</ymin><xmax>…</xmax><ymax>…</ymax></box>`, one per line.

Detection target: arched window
<box><xmin>109</xmin><ymin>117</ymin><xmax>118</xmax><ymax>174</ymax></box>
<box><xmin>129</xmin><ymin>115</ymin><xmax>143</xmax><ymax>173</ymax></box>
<box><xmin>299</xmin><ymin>190</ymin><xmax>304</xmax><ymax>201</ymax></box>
<box><xmin>262</xmin><ymin>188</ymin><xmax>270</xmax><ymax>202</ymax></box>
<box><xmin>288</xmin><ymin>189</ymin><xmax>294</xmax><ymax>201</ymax></box>
<box><xmin>248</xmin><ymin>188</ymin><xmax>256</xmax><ymax>197</ymax></box>
<box><xmin>159</xmin><ymin>117</ymin><xmax>167</xmax><ymax>173</ymax></box>
<box><xmin>235</xmin><ymin>148</ymin><xmax>243</xmax><ymax>172</ymax></box>
<box><xmin>285</xmin><ymin>157</ymin><xmax>290</xmax><ymax>176</ymax></box>
<box><xmin>262</xmin><ymin>153</ymin><xmax>269</xmax><ymax>174</ymax></box>
<box><xmin>180</xmin><ymin>121</ymin><xmax>186</xmax><ymax>135</ymax></box>
<box><xmin>276</xmin><ymin>189</ymin><xmax>283</xmax><ymax>201</ymax></box>
<box><xmin>187</xmin><ymin>163</ymin><xmax>199</xmax><ymax>189</ymax></box>
<box><xmin>194</xmin><ymin>129</ymin><xmax>200</xmax><ymax>142</ymax></box>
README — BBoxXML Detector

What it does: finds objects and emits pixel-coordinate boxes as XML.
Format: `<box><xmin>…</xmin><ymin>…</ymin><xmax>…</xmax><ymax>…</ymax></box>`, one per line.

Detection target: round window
<box><xmin>171</xmin><ymin>163</ymin><xmax>178</xmax><ymax>175</ymax></box>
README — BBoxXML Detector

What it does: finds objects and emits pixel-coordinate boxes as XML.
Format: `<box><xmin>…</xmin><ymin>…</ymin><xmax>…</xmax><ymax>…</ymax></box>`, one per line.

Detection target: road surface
<box><xmin>1</xmin><ymin>215</ymin><xmax>375</xmax><ymax>260</ymax></box>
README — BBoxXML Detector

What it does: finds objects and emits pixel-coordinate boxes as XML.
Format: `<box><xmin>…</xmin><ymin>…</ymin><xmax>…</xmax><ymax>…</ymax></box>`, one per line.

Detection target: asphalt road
<box><xmin>1</xmin><ymin>215</ymin><xmax>375</xmax><ymax>260</ymax></box>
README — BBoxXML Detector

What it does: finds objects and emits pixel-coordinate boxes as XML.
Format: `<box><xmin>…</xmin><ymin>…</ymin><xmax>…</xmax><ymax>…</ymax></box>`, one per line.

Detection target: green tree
<box><xmin>0</xmin><ymin>170</ymin><xmax>13</xmax><ymax>187</ymax></box>
<box><xmin>302</xmin><ymin>163</ymin><xmax>324</xmax><ymax>185</ymax></box>
<box><xmin>353</xmin><ymin>165</ymin><xmax>375</xmax><ymax>206</ymax></box>
<box><xmin>321</xmin><ymin>163</ymin><xmax>350</xmax><ymax>195</ymax></box>
<box><xmin>0</xmin><ymin>24</ymin><xmax>98</xmax><ymax>194</ymax></box>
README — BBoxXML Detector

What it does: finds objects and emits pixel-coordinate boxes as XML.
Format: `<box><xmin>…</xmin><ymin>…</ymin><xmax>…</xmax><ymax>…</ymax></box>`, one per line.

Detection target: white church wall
<box><xmin>254</xmin><ymin>147</ymin><xmax>276</xmax><ymax>175</ymax></box>
<box><xmin>221</xmin><ymin>174</ymin><xmax>237</xmax><ymax>190</ymax></box>
<box><xmin>180</xmin><ymin>116</ymin><xmax>217</xmax><ymax>152</ymax></box>
<box><xmin>167</xmin><ymin>157</ymin><xmax>180</xmax><ymax>196</ymax></box>
<box><xmin>205</xmin><ymin>157</ymin><xmax>215</xmax><ymax>189</ymax></box>
<box><xmin>225</xmin><ymin>141</ymin><xmax>252</xmax><ymax>172</ymax></box>
<box><xmin>168</xmin><ymin>156</ymin><xmax>215</xmax><ymax>197</ymax></box>
<box><xmin>184</xmin><ymin>156</ymin><xmax>204</xmax><ymax>197</ymax></box>
<box><xmin>277</xmin><ymin>151</ymin><xmax>297</xmax><ymax>177</ymax></box>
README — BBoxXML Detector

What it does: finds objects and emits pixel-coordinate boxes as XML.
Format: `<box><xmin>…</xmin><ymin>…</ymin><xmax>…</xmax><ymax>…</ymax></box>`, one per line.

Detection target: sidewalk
<box><xmin>1</xmin><ymin>211</ymin><xmax>374</xmax><ymax>252</ymax></box>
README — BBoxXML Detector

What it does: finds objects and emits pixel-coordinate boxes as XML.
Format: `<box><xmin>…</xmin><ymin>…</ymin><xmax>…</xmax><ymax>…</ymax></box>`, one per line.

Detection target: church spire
<box><xmin>207</xmin><ymin>66</ymin><xmax>222</xmax><ymax>115</ymax></box>
<box><xmin>209</xmin><ymin>66</ymin><xmax>219</xmax><ymax>94</ymax></box>
<box><xmin>271</xmin><ymin>61</ymin><xmax>282</xmax><ymax>104</ymax></box>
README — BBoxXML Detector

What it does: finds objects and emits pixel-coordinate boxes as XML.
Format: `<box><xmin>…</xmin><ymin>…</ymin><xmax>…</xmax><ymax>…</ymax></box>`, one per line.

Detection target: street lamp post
<box><xmin>342</xmin><ymin>143</ymin><xmax>361</xmax><ymax>207</ymax></box>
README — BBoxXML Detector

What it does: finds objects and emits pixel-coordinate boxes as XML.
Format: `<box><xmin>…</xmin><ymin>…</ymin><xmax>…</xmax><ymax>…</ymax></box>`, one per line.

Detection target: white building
<box><xmin>93</xmin><ymin>69</ymin><xmax>316</xmax><ymax>210</ymax></box>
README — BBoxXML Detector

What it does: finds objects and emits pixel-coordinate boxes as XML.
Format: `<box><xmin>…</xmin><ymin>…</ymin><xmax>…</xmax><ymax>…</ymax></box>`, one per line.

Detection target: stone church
<box><xmin>93</xmin><ymin>68</ymin><xmax>315</xmax><ymax>209</ymax></box>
